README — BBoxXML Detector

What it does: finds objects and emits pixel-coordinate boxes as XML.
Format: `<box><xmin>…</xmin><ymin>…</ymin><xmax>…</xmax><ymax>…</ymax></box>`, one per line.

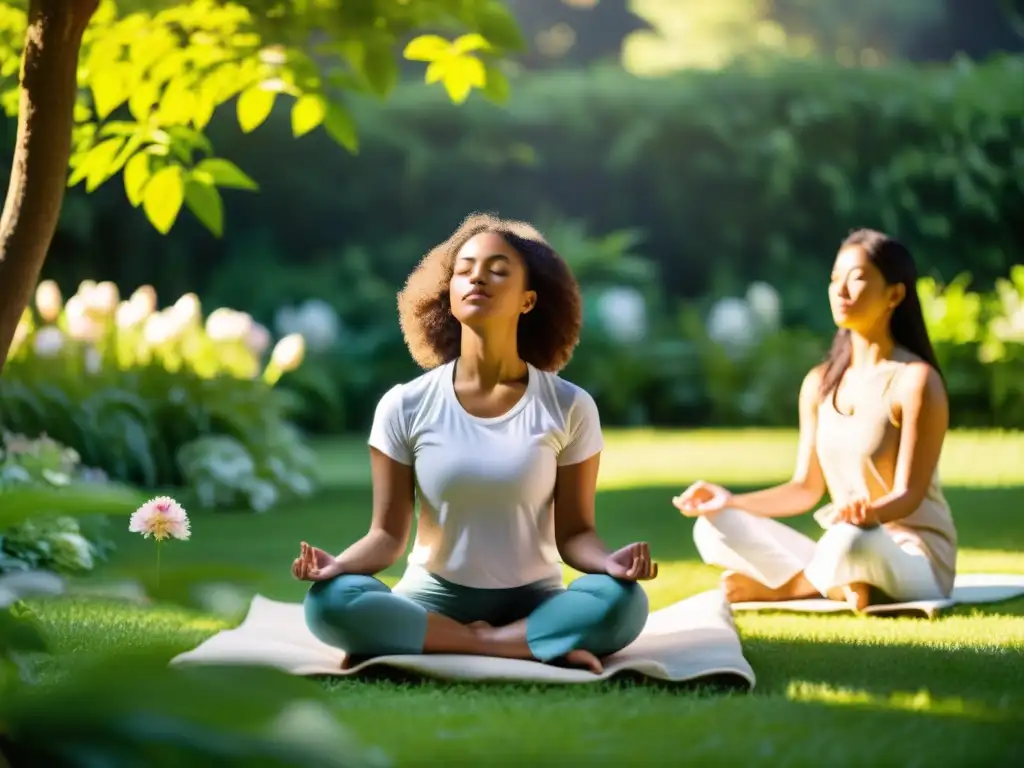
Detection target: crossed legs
<box><xmin>693</xmin><ymin>507</ymin><xmax>945</xmax><ymax>610</ymax></box>
<box><xmin>303</xmin><ymin>571</ymin><xmax>649</xmax><ymax>673</ymax></box>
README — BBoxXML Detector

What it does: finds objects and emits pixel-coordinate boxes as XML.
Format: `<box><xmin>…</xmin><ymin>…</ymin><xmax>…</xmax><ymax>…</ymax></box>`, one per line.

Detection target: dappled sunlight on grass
<box><xmin>27</xmin><ymin>429</ymin><xmax>1024</xmax><ymax>764</ymax></box>
<box><xmin>785</xmin><ymin>681</ymin><xmax>1013</xmax><ymax>722</ymax></box>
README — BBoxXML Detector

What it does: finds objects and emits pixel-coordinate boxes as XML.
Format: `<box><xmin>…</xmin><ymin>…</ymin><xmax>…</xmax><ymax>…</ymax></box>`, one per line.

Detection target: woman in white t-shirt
<box><xmin>291</xmin><ymin>213</ymin><xmax>657</xmax><ymax>673</ymax></box>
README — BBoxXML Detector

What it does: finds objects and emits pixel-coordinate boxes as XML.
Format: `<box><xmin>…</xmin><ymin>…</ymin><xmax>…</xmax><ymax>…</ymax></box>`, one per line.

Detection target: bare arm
<box><xmin>868</xmin><ymin>363</ymin><xmax>948</xmax><ymax>524</ymax></box>
<box><xmin>332</xmin><ymin>448</ymin><xmax>415</xmax><ymax>575</ymax></box>
<box><xmin>730</xmin><ymin>366</ymin><xmax>828</xmax><ymax>518</ymax></box>
<box><xmin>553</xmin><ymin>453</ymin><xmax>612</xmax><ymax>574</ymax></box>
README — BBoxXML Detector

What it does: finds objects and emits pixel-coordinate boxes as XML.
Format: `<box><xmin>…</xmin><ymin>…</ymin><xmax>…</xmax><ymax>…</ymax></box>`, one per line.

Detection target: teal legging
<box><xmin>303</xmin><ymin>568</ymin><xmax>649</xmax><ymax>662</ymax></box>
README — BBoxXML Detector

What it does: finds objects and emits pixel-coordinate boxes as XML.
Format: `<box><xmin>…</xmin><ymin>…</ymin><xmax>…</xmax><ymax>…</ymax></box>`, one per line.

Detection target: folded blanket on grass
<box><xmin>731</xmin><ymin>572</ymin><xmax>1024</xmax><ymax>618</ymax></box>
<box><xmin>171</xmin><ymin>589</ymin><xmax>756</xmax><ymax>690</ymax></box>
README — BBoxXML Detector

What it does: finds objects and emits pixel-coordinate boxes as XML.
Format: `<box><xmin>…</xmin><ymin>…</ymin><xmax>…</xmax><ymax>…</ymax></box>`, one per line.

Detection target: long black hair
<box><xmin>819</xmin><ymin>228</ymin><xmax>943</xmax><ymax>400</ymax></box>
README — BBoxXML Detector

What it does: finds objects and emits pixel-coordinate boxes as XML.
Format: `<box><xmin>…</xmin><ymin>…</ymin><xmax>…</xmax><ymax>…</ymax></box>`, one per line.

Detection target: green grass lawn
<box><xmin>31</xmin><ymin>429</ymin><xmax>1024</xmax><ymax>766</ymax></box>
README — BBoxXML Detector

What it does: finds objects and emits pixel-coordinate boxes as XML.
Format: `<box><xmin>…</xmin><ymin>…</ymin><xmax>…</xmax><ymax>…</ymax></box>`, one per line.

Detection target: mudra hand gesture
<box><xmin>604</xmin><ymin>542</ymin><xmax>659</xmax><ymax>581</ymax></box>
<box><xmin>291</xmin><ymin>541</ymin><xmax>344</xmax><ymax>581</ymax></box>
<box><xmin>827</xmin><ymin>498</ymin><xmax>880</xmax><ymax>528</ymax></box>
<box><xmin>672</xmin><ymin>480</ymin><xmax>732</xmax><ymax>517</ymax></box>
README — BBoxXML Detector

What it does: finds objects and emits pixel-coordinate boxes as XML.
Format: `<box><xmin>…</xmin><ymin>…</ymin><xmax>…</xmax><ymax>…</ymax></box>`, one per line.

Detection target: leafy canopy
<box><xmin>0</xmin><ymin>0</ymin><xmax>522</xmax><ymax>237</ymax></box>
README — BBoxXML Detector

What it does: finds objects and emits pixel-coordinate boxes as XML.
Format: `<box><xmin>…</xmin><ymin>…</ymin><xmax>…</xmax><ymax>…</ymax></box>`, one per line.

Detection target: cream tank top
<box><xmin>814</xmin><ymin>348</ymin><xmax>958</xmax><ymax>596</ymax></box>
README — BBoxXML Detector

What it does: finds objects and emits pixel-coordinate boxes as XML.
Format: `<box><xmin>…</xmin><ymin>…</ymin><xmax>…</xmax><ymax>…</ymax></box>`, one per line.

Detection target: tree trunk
<box><xmin>0</xmin><ymin>0</ymin><xmax>99</xmax><ymax>374</ymax></box>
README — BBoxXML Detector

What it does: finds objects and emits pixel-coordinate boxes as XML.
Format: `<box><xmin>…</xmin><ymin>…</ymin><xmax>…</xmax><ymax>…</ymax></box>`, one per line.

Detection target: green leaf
<box><xmin>0</xmin><ymin>607</ymin><xmax>48</xmax><ymax>655</ymax></box>
<box><xmin>482</xmin><ymin>62</ymin><xmax>511</xmax><ymax>105</ymax></box>
<box><xmin>142</xmin><ymin>164</ymin><xmax>185</xmax><ymax>234</ymax></box>
<box><xmin>323</xmin><ymin>102</ymin><xmax>358</xmax><ymax>153</ymax></box>
<box><xmin>128</xmin><ymin>80</ymin><xmax>160</xmax><ymax>122</ymax></box>
<box><xmin>290</xmin><ymin>94</ymin><xmax>325</xmax><ymax>137</ymax></box>
<box><xmin>236</xmin><ymin>85</ymin><xmax>276</xmax><ymax>133</ymax></box>
<box><xmin>81</xmin><ymin>137</ymin><xmax>126</xmax><ymax>192</ymax></box>
<box><xmin>184</xmin><ymin>175</ymin><xmax>224</xmax><ymax>237</ymax></box>
<box><xmin>90</xmin><ymin>65</ymin><xmax>129</xmax><ymax>119</ymax></box>
<box><xmin>361</xmin><ymin>43</ymin><xmax>399</xmax><ymax>97</ymax></box>
<box><xmin>403</xmin><ymin>34</ymin><xmax>452</xmax><ymax>62</ymax></box>
<box><xmin>476</xmin><ymin>2</ymin><xmax>527</xmax><ymax>51</ymax></box>
<box><xmin>192</xmin><ymin>158</ymin><xmax>258</xmax><ymax>191</ymax></box>
<box><xmin>192</xmin><ymin>86</ymin><xmax>217</xmax><ymax>130</ymax></box>
<box><xmin>107</xmin><ymin>133</ymin><xmax>144</xmax><ymax>179</ymax></box>
<box><xmin>440</xmin><ymin>55</ymin><xmax>487</xmax><ymax>104</ymax></box>
<box><xmin>123</xmin><ymin>152</ymin><xmax>151</xmax><ymax>206</ymax></box>
<box><xmin>452</xmin><ymin>33</ymin><xmax>492</xmax><ymax>55</ymax></box>
<box><xmin>0</xmin><ymin>482</ymin><xmax>147</xmax><ymax>530</ymax></box>
<box><xmin>158</xmin><ymin>78</ymin><xmax>197</xmax><ymax>126</ymax></box>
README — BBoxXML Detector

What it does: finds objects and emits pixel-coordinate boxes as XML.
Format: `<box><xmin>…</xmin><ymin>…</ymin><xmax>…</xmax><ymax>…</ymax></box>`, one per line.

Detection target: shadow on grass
<box><xmin>745</xmin><ymin>634</ymin><xmax>1024</xmax><ymax>706</ymax></box>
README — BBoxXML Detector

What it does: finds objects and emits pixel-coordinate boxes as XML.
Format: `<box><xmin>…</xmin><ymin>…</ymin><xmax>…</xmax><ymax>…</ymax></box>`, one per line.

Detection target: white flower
<box><xmin>35</xmin><ymin>280</ymin><xmax>63</xmax><ymax>323</ymax></box>
<box><xmin>33</xmin><ymin>326</ymin><xmax>65</xmax><ymax>357</ymax></box>
<box><xmin>130</xmin><ymin>285</ymin><xmax>158</xmax><ymax>317</ymax></box>
<box><xmin>170</xmin><ymin>292</ymin><xmax>202</xmax><ymax>328</ymax></box>
<box><xmin>745</xmin><ymin>281</ymin><xmax>781</xmax><ymax>330</ymax></box>
<box><xmin>596</xmin><ymin>286</ymin><xmax>647</xmax><ymax>344</ymax></box>
<box><xmin>270</xmin><ymin>333</ymin><xmax>306</xmax><ymax>373</ymax></box>
<box><xmin>245</xmin><ymin>322</ymin><xmax>272</xmax><ymax>356</ymax></box>
<box><xmin>86</xmin><ymin>281</ymin><xmax>120</xmax><ymax>315</ymax></box>
<box><xmin>116</xmin><ymin>300</ymin><xmax>143</xmax><ymax>329</ymax></box>
<box><xmin>143</xmin><ymin>311</ymin><xmax>178</xmax><ymax>346</ymax></box>
<box><xmin>707</xmin><ymin>297</ymin><xmax>759</xmax><ymax>352</ymax></box>
<box><xmin>206</xmin><ymin>308</ymin><xmax>253</xmax><ymax>342</ymax></box>
<box><xmin>64</xmin><ymin>295</ymin><xmax>103</xmax><ymax>342</ymax></box>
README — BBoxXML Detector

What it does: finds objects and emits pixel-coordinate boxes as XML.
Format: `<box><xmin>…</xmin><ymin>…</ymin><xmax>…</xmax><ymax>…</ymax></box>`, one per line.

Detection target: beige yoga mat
<box><xmin>171</xmin><ymin>589</ymin><xmax>756</xmax><ymax>689</ymax></box>
<box><xmin>731</xmin><ymin>573</ymin><xmax>1024</xmax><ymax>618</ymax></box>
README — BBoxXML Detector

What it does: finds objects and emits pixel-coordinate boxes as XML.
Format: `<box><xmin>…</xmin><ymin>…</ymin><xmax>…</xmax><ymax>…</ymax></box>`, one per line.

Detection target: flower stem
<box><xmin>156</xmin><ymin>539</ymin><xmax>161</xmax><ymax>589</ymax></box>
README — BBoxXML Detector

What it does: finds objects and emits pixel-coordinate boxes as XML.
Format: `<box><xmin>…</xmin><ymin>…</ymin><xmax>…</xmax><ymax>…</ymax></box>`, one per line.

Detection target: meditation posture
<box><xmin>675</xmin><ymin>229</ymin><xmax>957</xmax><ymax>611</ymax></box>
<box><xmin>292</xmin><ymin>214</ymin><xmax>656</xmax><ymax>673</ymax></box>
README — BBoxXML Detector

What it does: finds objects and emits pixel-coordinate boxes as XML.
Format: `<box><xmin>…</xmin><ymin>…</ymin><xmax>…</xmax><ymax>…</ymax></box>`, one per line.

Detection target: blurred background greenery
<box><xmin>3</xmin><ymin>0</ymin><xmax>1022</xmax><ymax>520</ymax></box>
<box><xmin>0</xmin><ymin>2</ymin><xmax>1022</xmax><ymax>763</ymax></box>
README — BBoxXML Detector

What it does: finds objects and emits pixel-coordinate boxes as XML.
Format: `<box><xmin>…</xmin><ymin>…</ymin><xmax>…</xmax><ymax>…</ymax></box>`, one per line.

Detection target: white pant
<box><xmin>693</xmin><ymin>508</ymin><xmax>944</xmax><ymax>602</ymax></box>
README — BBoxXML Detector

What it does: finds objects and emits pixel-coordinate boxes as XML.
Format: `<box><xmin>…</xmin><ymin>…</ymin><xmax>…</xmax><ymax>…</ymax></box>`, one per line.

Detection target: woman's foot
<box><xmin>721</xmin><ymin>571</ymin><xmax>778</xmax><ymax>603</ymax></box>
<box><xmin>563</xmin><ymin>649</ymin><xmax>603</xmax><ymax>674</ymax></box>
<box><xmin>827</xmin><ymin>582</ymin><xmax>872</xmax><ymax>611</ymax></box>
<box><xmin>468</xmin><ymin>620</ymin><xmax>603</xmax><ymax>673</ymax></box>
<box><xmin>720</xmin><ymin>570</ymin><xmax>820</xmax><ymax>603</ymax></box>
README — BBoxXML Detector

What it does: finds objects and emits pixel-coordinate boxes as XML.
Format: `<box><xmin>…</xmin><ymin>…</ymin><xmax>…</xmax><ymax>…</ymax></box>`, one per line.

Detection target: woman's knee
<box><xmin>303</xmin><ymin>574</ymin><xmax>390</xmax><ymax>646</ymax></box>
<box><xmin>818</xmin><ymin>523</ymin><xmax>881</xmax><ymax>562</ymax></box>
<box><xmin>692</xmin><ymin>507</ymin><xmax>744</xmax><ymax>560</ymax></box>
<box><xmin>570</xmin><ymin>574</ymin><xmax>649</xmax><ymax>653</ymax></box>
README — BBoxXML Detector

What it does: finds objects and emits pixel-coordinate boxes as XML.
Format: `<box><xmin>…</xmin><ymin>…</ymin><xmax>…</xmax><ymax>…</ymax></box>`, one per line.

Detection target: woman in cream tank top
<box><xmin>673</xmin><ymin>228</ymin><xmax>957</xmax><ymax>611</ymax></box>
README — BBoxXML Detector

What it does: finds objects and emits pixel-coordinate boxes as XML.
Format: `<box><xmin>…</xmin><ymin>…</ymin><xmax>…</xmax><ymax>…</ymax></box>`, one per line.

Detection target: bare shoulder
<box><xmin>894</xmin><ymin>362</ymin><xmax>948</xmax><ymax>426</ymax></box>
<box><xmin>803</xmin><ymin>363</ymin><xmax>827</xmax><ymax>389</ymax></box>
<box><xmin>799</xmin><ymin>363</ymin><xmax>827</xmax><ymax>408</ymax></box>
<box><xmin>897</xmin><ymin>361</ymin><xmax>946</xmax><ymax>400</ymax></box>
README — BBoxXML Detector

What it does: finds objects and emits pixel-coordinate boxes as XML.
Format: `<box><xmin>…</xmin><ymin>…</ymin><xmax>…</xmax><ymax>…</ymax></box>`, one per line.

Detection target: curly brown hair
<box><xmin>397</xmin><ymin>213</ymin><xmax>583</xmax><ymax>372</ymax></box>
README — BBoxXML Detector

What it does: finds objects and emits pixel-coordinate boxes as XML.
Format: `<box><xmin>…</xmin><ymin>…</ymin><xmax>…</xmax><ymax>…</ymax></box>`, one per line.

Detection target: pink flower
<box><xmin>129</xmin><ymin>496</ymin><xmax>191</xmax><ymax>542</ymax></box>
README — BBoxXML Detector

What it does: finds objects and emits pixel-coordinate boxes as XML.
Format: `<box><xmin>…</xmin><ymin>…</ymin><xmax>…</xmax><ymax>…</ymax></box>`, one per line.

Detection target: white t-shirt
<box><xmin>368</xmin><ymin>359</ymin><xmax>604</xmax><ymax>589</ymax></box>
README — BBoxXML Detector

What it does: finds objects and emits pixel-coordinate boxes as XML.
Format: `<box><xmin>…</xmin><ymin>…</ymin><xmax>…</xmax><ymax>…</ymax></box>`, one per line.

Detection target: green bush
<box><xmin>1</xmin><ymin>281</ymin><xmax>318</xmax><ymax>512</ymax></box>
<box><xmin>0</xmin><ymin>433</ymin><xmax>116</xmax><ymax>575</ymax></box>
<box><xmin>181</xmin><ymin>54</ymin><xmax>1023</xmax><ymax>332</ymax></box>
<box><xmin>920</xmin><ymin>265</ymin><xmax>1024</xmax><ymax>427</ymax></box>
